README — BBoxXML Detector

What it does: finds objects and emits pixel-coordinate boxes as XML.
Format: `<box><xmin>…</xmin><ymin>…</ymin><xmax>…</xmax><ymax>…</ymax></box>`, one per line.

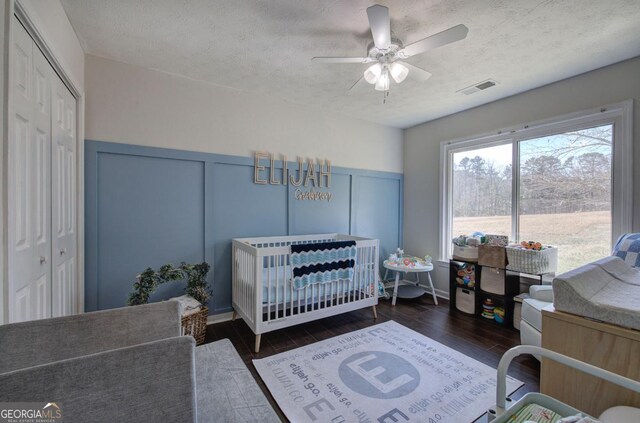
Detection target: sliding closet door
<box><xmin>51</xmin><ymin>76</ymin><xmax>77</xmax><ymax>317</ymax></box>
<box><xmin>9</xmin><ymin>20</ymin><xmax>52</xmax><ymax>322</ymax></box>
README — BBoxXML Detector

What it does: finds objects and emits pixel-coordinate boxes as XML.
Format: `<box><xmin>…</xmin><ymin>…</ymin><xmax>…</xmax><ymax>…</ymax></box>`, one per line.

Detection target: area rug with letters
<box><xmin>254</xmin><ymin>320</ymin><xmax>523</xmax><ymax>423</ymax></box>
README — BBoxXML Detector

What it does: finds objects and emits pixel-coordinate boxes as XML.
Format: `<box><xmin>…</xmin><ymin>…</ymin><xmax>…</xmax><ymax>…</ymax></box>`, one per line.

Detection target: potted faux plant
<box><xmin>127</xmin><ymin>262</ymin><xmax>211</xmax><ymax>344</ymax></box>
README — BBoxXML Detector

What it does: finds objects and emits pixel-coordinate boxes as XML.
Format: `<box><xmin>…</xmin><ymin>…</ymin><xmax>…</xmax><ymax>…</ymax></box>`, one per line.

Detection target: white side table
<box><xmin>383</xmin><ymin>259</ymin><xmax>437</xmax><ymax>306</ymax></box>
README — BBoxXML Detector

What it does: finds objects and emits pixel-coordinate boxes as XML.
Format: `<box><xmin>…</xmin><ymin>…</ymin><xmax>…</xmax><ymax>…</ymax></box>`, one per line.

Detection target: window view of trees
<box><xmin>520</xmin><ymin>125</ymin><xmax>612</xmax><ymax>215</ymax></box>
<box><xmin>451</xmin><ymin>125</ymin><xmax>613</xmax><ymax>273</ymax></box>
<box><xmin>453</xmin><ymin>155</ymin><xmax>512</xmax><ymax>218</ymax></box>
<box><xmin>452</xmin><ymin>144</ymin><xmax>512</xmax><ymax>237</ymax></box>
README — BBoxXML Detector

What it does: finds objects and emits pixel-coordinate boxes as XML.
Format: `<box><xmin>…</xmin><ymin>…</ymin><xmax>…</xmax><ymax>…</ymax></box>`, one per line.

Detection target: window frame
<box><xmin>439</xmin><ymin>101</ymin><xmax>633</xmax><ymax>262</ymax></box>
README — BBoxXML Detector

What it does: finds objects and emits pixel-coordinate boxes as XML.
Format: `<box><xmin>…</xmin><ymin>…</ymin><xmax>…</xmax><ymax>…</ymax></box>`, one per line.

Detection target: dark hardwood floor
<box><xmin>205</xmin><ymin>295</ymin><xmax>540</xmax><ymax>422</ymax></box>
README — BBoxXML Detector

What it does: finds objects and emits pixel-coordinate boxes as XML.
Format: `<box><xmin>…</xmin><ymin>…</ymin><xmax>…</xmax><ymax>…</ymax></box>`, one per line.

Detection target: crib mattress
<box><xmin>553</xmin><ymin>256</ymin><xmax>640</xmax><ymax>330</ymax></box>
<box><xmin>257</xmin><ymin>268</ymin><xmax>373</xmax><ymax>305</ymax></box>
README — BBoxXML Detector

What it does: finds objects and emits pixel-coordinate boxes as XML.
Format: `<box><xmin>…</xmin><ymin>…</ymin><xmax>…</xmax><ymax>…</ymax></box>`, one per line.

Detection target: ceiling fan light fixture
<box><xmin>374</xmin><ymin>68</ymin><xmax>390</xmax><ymax>91</ymax></box>
<box><xmin>390</xmin><ymin>62</ymin><xmax>409</xmax><ymax>83</ymax></box>
<box><xmin>364</xmin><ymin>63</ymin><xmax>382</xmax><ymax>84</ymax></box>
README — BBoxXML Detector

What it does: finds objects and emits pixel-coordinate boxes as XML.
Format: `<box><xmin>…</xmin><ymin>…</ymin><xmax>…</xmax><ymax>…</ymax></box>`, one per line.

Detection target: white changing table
<box><xmin>383</xmin><ymin>258</ymin><xmax>437</xmax><ymax>306</ymax></box>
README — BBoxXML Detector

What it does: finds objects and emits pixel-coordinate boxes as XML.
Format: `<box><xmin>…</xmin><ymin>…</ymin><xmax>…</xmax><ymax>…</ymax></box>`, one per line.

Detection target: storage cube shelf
<box><xmin>449</xmin><ymin>259</ymin><xmax>549</xmax><ymax>329</ymax></box>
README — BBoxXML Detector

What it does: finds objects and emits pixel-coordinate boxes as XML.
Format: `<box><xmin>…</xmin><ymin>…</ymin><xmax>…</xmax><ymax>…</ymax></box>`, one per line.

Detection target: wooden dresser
<box><xmin>541</xmin><ymin>306</ymin><xmax>640</xmax><ymax>417</ymax></box>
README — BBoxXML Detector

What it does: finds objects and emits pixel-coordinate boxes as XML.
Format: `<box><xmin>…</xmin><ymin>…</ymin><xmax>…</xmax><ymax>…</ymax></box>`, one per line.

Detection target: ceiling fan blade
<box><xmin>347</xmin><ymin>76</ymin><xmax>369</xmax><ymax>95</ymax></box>
<box><xmin>402</xmin><ymin>62</ymin><xmax>432</xmax><ymax>82</ymax></box>
<box><xmin>399</xmin><ymin>24</ymin><xmax>468</xmax><ymax>58</ymax></box>
<box><xmin>312</xmin><ymin>57</ymin><xmax>372</xmax><ymax>63</ymax></box>
<box><xmin>367</xmin><ymin>5</ymin><xmax>391</xmax><ymax>50</ymax></box>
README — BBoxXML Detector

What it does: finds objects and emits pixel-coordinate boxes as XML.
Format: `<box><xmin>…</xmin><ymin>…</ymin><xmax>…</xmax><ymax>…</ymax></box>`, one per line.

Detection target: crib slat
<box><xmin>365</xmin><ymin>246</ymin><xmax>370</xmax><ymax>299</ymax></box>
<box><xmin>357</xmin><ymin>247</ymin><xmax>362</xmax><ymax>301</ymax></box>
<box><xmin>288</xmin><ymin>254</ymin><xmax>294</xmax><ymax>317</ymax></box>
<box><xmin>267</xmin><ymin>256</ymin><xmax>278</xmax><ymax>320</ymax></box>
<box><xmin>254</xmin><ymin>254</ymin><xmax>258</xmax><ymax>323</ymax></box>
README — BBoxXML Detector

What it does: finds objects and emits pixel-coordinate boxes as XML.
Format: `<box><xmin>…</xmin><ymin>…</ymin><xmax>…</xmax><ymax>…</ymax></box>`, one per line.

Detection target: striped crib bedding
<box><xmin>291</xmin><ymin>240</ymin><xmax>357</xmax><ymax>289</ymax></box>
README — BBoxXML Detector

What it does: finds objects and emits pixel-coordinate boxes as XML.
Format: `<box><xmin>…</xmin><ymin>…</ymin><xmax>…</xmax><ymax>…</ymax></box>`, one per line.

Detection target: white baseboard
<box><xmin>434</xmin><ymin>288</ymin><xmax>450</xmax><ymax>300</ymax></box>
<box><xmin>207</xmin><ymin>311</ymin><xmax>240</xmax><ymax>325</ymax></box>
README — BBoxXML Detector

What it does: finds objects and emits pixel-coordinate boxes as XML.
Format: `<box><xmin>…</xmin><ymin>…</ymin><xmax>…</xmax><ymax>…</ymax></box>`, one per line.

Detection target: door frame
<box><xmin>2</xmin><ymin>0</ymin><xmax>85</xmax><ymax>323</ymax></box>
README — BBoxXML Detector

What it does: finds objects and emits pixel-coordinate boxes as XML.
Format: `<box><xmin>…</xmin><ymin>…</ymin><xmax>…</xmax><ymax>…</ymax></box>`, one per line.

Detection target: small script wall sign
<box><xmin>254</xmin><ymin>152</ymin><xmax>332</xmax><ymax>202</ymax></box>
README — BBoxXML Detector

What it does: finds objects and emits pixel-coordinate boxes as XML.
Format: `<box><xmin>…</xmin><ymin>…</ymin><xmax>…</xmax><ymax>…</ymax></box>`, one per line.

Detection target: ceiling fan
<box><xmin>312</xmin><ymin>4</ymin><xmax>468</xmax><ymax>97</ymax></box>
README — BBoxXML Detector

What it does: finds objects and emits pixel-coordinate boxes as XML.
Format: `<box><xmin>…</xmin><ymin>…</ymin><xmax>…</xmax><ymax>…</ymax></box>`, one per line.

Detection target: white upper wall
<box><xmin>403</xmin><ymin>56</ymin><xmax>640</xmax><ymax>295</ymax></box>
<box><xmin>17</xmin><ymin>0</ymin><xmax>84</xmax><ymax>90</ymax></box>
<box><xmin>84</xmin><ymin>55</ymin><xmax>403</xmax><ymax>173</ymax></box>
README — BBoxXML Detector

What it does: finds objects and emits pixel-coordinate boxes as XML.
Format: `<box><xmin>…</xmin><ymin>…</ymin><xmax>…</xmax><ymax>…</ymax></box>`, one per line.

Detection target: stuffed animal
<box><xmin>456</xmin><ymin>266</ymin><xmax>475</xmax><ymax>288</ymax></box>
<box><xmin>520</xmin><ymin>241</ymin><xmax>543</xmax><ymax>251</ymax></box>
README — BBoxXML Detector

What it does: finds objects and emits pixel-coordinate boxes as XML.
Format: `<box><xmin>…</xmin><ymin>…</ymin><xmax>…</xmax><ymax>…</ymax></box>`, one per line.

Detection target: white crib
<box><xmin>232</xmin><ymin>234</ymin><xmax>379</xmax><ymax>352</ymax></box>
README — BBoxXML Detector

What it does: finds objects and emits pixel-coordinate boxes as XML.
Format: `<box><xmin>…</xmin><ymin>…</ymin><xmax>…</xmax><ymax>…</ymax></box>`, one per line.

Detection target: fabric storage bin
<box><xmin>456</xmin><ymin>287</ymin><xmax>476</xmax><ymax>314</ymax></box>
<box><xmin>478</xmin><ymin>245</ymin><xmax>507</xmax><ymax>268</ymax></box>
<box><xmin>452</xmin><ymin>245</ymin><xmax>478</xmax><ymax>262</ymax></box>
<box><xmin>506</xmin><ymin>246</ymin><xmax>558</xmax><ymax>274</ymax></box>
<box><xmin>480</xmin><ymin>267</ymin><xmax>505</xmax><ymax>295</ymax></box>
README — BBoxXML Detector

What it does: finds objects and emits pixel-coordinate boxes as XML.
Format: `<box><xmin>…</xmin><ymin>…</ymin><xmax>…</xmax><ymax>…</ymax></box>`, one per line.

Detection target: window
<box><xmin>441</xmin><ymin>102</ymin><xmax>632</xmax><ymax>273</ymax></box>
<box><xmin>452</xmin><ymin>144</ymin><xmax>512</xmax><ymax>240</ymax></box>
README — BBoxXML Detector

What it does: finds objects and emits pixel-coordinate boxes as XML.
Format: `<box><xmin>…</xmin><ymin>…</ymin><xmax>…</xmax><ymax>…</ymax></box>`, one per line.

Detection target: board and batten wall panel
<box><xmin>404</xmin><ymin>56</ymin><xmax>640</xmax><ymax>298</ymax></box>
<box><xmin>89</xmin><ymin>152</ymin><xmax>205</xmax><ymax>311</ymax></box>
<box><xmin>352</xmin><ymin>176</ymin><xmax>402</xmax><ymax>262</ymax></box>
<box><xmin>289</xmin><ymin>173</ymin><xmax>351</xmax><ymax>235</ymax></box>
<box><xmin>85</xmin><ymin>141</ymin><xmax>403</xmax><ymax>314</ymax></box>
<box><xmin>210</xmin><ymin>162</ymin><xmax>288</xmax><ymax>313</ymax></box>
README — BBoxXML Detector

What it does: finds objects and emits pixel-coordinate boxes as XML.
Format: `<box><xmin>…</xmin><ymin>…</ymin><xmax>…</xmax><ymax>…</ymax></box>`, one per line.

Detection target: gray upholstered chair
<box><xmin>0</xmin><ymin>301</ymin><xmax>278</xmax><ymax>423</ymax></box>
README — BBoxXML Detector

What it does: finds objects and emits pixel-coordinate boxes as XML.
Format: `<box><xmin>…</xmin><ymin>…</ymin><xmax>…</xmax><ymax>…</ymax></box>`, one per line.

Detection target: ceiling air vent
<box><xmin>457</xmin><ymin>79</ymin><xmax>498</xmax><ymax>95</ymax></box>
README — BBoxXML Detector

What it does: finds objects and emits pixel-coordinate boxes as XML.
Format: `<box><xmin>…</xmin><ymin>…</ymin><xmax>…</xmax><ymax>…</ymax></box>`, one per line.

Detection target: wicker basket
<box><xmin>182</xmin><ymin>306</ymin><xmax>208</xmax><ymax>345</ymax></box>
<box><xmin>506</xmin><ymin>246</ymin><xmax>558</xmax><ymax>274</ymax></box>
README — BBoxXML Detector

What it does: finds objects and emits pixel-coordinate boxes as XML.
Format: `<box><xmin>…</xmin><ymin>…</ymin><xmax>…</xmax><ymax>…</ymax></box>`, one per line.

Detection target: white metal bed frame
<box><xmin>232</xmin><ymin>234</ymin><xmax>379</xmax><ymax>352</ymax></box>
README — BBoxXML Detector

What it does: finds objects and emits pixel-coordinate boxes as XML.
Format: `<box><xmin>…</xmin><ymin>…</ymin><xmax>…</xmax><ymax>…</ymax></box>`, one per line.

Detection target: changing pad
<box><xmin>553</xmin><ymin>256</ymin><xmax>640</xmax><ymax>330</ymax></box>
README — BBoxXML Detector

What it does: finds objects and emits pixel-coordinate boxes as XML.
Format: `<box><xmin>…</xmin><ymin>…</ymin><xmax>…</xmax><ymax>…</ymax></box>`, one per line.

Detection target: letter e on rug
<box><xmin>339</xmin><ymin>351</ymin><xmax>420</xmax><ymax>398</ymax></box>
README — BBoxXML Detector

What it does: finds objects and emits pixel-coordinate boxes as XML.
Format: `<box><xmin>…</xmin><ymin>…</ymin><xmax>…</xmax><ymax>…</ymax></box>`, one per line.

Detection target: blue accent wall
<box><xmin>85</xmin><ymin>141</ymin><xmax>403</xmax><ymax>314</ymax></box>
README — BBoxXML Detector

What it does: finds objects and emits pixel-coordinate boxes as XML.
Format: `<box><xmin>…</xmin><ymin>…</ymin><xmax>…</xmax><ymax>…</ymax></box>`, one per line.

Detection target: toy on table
<box><xmin>386</xmin><ymin>248</ymin><xmax>430</xmax><ymax>268</ymax></box>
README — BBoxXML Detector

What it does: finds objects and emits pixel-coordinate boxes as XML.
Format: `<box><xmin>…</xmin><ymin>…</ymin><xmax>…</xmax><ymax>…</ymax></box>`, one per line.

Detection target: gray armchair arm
<box><xmin>0</xmin><ymin>301</ymin><xmax>181</xmax><ymax>373</ymax></box>
<box><xmin>0</xmin><ymin>336</ymin><xmax>196</xmax><ymax>423</ymax></box>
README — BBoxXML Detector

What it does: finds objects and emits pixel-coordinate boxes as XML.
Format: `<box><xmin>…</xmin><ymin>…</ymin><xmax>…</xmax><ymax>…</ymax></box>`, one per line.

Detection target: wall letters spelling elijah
<box><xmin>254</xmin><ymin>152</ymin><xmax>332</xmax><ymax>202</ymax></box>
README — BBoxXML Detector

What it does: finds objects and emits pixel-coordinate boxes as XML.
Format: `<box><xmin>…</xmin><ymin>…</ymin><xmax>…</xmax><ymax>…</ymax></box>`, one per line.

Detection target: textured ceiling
<box><xmin>61</xmin><ymin>0</ymin><xmax>640</xmax><ymax>128</ymax></box>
